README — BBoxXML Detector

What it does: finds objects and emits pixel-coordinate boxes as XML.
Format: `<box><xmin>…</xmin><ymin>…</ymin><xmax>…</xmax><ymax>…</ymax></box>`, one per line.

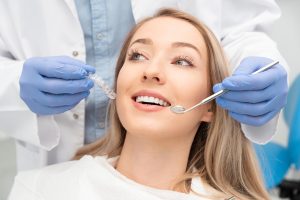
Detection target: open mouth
<box><xmin>132</xmin><ymin>96</ymin><xmax>171</xmax><ymax>107</ymax></box>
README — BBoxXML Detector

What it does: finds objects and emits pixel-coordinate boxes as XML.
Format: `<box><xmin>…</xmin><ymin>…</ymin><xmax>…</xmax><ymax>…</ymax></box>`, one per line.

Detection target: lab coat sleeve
<box><xmin>8</xmin><ymin>171</ymin><xmax>44</xmax><ymax>200</ymax></box>
<box><xmin>0</xmin><ymin>37</ymin><xmax>60</xmax><ymax>150</ymax></box>
<box><xmin>220</xmin><ymin>0</ymin><xmax>289</xmax><ymax>144</ymax></box>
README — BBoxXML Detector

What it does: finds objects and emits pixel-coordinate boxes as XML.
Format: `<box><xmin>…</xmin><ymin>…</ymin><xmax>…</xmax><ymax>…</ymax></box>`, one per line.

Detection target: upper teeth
<box><xmin>136</xmin><ymin>96</ymin><xmax>169</xmax><ymax>107</ymax></box>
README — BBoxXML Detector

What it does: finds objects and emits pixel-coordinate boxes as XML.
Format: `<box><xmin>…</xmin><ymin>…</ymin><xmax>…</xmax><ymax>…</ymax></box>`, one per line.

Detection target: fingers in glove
<box><xmin>216</xmin><ymin>95</ymin><xmax>286</xmax><ymax>116</ymax></box>
<box><xmin>38</xmin><ymin>77</ymin><xmax>94</xmax><ymax>94</ymax></box>
<box><xmin>228</xmin><ymin>108</ymin><xmax>281</xmax><ymax>126</ymax></box>
<box><xmin>33</xmin><ymin>90</ymin><xmax>90</xmax><ymax>107</ymax></box>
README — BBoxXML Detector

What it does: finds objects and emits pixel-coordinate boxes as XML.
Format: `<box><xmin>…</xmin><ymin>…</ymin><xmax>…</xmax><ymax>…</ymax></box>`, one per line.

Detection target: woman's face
<box><xmin>116</xmin><ymin>17</ymin><xmax>212</xmax><ymax>140</ymax></box>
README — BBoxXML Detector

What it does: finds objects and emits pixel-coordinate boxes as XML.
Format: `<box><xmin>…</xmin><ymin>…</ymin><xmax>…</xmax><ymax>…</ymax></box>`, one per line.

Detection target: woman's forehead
<box><xmin>130</xmin><ymin>17</ymin><xmax>207</xmax><ymax>52</ymax></box>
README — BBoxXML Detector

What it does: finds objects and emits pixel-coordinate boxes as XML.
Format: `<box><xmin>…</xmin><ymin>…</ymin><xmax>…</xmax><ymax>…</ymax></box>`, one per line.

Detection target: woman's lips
<box><xmin>132</xmin><ymin>99</ymin><xmax>166</xmax><ymax>112</ymax></box>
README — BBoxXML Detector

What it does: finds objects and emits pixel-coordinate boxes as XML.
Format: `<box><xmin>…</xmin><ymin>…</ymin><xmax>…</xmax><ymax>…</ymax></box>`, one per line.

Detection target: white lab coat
<box><xmin>0</xmin><ymin>0</ymin><xmax>288</xmax><ymax>171</ymax></box>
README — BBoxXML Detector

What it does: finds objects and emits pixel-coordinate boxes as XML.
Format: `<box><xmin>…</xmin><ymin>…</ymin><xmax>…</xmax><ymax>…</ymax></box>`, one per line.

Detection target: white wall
<box><xmin>270</xmin><ymin>0</ymin><xmax>300</xmax><ymax>82</ymax></box>
<box><xmin>269</xmin><ymin>0</ymin><xmax>300</xmax><ymax>146</ymax></box>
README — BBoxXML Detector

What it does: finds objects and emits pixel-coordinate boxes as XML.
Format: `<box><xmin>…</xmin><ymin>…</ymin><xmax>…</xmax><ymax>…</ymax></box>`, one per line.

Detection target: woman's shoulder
<box><xmin>190</xmin><ymin>177</ymin><xmax>230</xmax><ymax>200</ymax></box>
<box><xmin>12</xmin><ymin>155</ymin><xmax>107</xmax><ymax>195</ymax></box>
<box><xmin>17</xmin><ymin>155</ymin><xmax>83</xmax><ymax>173</ymax></box>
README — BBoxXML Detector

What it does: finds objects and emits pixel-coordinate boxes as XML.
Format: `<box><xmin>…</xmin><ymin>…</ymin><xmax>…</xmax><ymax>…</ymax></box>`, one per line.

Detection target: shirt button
<box><xmin>73</xmin><ymin>113</ymin><xmax>79</xmax><ymax>120</ymax></box>
<box><xmin>96</xmin><ymin>33</ymin><xmax>104</xmax><ymax>40</ymax></box>
<box><xmin>99</xmin><ymin>122</ymin><xmax>105</xmax><ymax>129</ymax></box>
<box><xmin>72</xmin><ymin>51</ymin><xmax>79</xmax><ymax>57</ymax></box>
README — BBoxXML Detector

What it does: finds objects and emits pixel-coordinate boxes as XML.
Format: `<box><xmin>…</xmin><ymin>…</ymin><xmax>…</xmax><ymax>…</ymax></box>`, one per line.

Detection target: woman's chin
<box><xmin>125</xmin><ymin>121</ymin><xmax>182</xmax><ymax>140</ymax></box>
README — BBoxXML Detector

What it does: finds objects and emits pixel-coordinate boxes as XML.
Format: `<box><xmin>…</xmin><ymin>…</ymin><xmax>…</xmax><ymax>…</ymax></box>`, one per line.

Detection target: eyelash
<box><xmin>128</xmin><ymin>49</ymin><xmax>146</xmax><ymax>61</ymax></box>
<box><xmin>172</xmin><ymin>55</ymin><xmax>194</xmax><ymax>67</ymax></box>
<box><xmin>127</xmin><ymin>49</ymin><xmax>194</xmax><ymax>67</ymax></box>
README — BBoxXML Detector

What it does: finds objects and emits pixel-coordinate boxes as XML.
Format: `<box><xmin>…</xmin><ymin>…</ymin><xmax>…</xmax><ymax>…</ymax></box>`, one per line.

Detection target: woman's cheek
<box><xmin>185</xmin><ymin>80</ymin><xmax>208</xmax><ymax>103</ymax></box>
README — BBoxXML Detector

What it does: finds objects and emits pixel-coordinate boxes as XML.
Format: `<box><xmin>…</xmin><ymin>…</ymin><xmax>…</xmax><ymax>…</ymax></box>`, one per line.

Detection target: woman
<box><xmin>9</xmin><ymin>9</ymin><xmax>269</xmax><ymax>200</ymax></box>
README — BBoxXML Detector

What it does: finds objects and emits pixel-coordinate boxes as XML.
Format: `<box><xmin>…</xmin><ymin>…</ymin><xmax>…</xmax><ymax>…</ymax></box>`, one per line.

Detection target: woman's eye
<box><xmin>129</xmin><ymin>52</ymin><xmax>147</xmax><ymax>61</ymax></box>
<box><xmin>175</xmin><ymin>60</ymin><xmax>191</xmax><ymax>66</ymax></box>
<box><xmin>173</xmin><ymin>57</ymin><xmax>193</xmax><ymax>67</ymax></box>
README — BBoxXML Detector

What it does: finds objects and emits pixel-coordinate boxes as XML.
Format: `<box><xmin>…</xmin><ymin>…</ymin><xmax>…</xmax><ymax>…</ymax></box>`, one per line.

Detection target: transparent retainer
<box><xmin>88</xmin><ymin>73</ymin><xmax>116</xmax><ymax>99</ymax></box>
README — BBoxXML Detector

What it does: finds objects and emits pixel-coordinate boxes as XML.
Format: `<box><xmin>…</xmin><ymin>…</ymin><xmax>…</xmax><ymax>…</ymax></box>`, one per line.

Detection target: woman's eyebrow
<box><xmin>130</xmin><ymin>38</ymin><xmax>153</xmax><ymax>47</ymax></box>
<box><xmin>129</xmin><ymin>39</ymin><xmax>202</xmax><ymax>57</ymax></box>
<box><xmin>172</xmin><ymin>42</ymin><xmax>202</xmax><ymax>57</ymax></box>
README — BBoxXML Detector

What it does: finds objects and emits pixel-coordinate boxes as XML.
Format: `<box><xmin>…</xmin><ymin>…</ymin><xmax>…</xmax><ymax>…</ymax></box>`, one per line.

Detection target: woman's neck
<box><xmin>115</xmin><ymin>133</ymin><xmax>194</xmax><ymax>191</ymax></box>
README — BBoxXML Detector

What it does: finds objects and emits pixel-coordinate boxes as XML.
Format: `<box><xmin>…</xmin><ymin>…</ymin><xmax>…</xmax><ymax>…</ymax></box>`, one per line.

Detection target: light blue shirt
<box><xmin>74</xmin><ymin>0</ymin><xmax>135</xmax><ymax>144</ymax></box>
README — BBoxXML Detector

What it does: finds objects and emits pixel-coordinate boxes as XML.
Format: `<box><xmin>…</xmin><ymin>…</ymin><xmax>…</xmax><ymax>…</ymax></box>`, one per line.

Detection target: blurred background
<box><xmin>0</xmin><ymin>0</ymin><xmax>299</xmax><ymax>199</ymax></box>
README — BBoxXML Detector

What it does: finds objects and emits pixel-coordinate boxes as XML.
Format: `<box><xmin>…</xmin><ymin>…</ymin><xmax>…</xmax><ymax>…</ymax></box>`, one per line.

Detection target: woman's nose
<box><xmin>142</xmin><ymin>61</ymin><xmax>166</xmax><ymax>84</ymax></box>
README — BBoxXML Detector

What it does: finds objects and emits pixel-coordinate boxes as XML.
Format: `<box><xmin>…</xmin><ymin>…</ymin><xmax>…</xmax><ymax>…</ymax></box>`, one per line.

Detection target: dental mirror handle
<box><xmin>171</xmin><ymin>60</ymin><xmax>279</xmax><ymax>114</ymax></box>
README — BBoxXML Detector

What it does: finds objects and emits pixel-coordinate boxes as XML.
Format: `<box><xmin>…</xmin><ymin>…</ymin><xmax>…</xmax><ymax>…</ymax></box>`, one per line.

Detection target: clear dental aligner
<box><xmin>88</xmin><ymin>73</ymin><xmax>117</xmax><ymax>99</ymax></box>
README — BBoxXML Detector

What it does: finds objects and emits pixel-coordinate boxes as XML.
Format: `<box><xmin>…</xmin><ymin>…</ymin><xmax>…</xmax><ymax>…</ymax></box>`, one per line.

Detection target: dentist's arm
<box><xmin>0</xmin><ymin>35</ymin><xmax>94</xmax><ymax>149</ymax></box>
<box><xmin>0</xmin><ymin>37</ymin><xmax>41</xmax><ymax>147</ymax></box>
<box><xmin>213</xmin><ymin>57</ymin><xmax>288</xmax><ymax>143</ymax></box>
<box><xmin>218</xmin><ymin>0</ymin><xmax>289</xmax><ymax>144</ymax></box>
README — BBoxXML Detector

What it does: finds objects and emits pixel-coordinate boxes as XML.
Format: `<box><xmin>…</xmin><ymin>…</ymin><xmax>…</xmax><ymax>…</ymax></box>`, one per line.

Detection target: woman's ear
<box><xmin>200</xmin><ymin>106</ymin><xmax>213</xmax><ymax>122</ymax></box>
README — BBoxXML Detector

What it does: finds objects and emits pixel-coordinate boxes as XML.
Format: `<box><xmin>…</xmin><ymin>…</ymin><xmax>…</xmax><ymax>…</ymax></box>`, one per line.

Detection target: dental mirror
<box><xmin>170</xmin><ymin>60</ymin><xmax>279</xmax><ymax>114</ymax></box>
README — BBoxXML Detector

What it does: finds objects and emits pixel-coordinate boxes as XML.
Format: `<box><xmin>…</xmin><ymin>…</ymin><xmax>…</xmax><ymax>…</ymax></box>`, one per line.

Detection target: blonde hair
<box><xmin>75</xmin><ymin>9</ymin><xmax>269</xmax><ymax>199</ymax></box>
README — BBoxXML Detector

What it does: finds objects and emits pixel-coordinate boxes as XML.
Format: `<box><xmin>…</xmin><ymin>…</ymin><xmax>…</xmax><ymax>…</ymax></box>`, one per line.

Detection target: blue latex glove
<box><xmin>213</xmin><ymin>57</ymin><xmax>288</xmax><ymax>126</ymax></box>
<box><xmin>20</xmin><ymin>56</ymin><xmax>95</xmax><ymax>115</ymax></box>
